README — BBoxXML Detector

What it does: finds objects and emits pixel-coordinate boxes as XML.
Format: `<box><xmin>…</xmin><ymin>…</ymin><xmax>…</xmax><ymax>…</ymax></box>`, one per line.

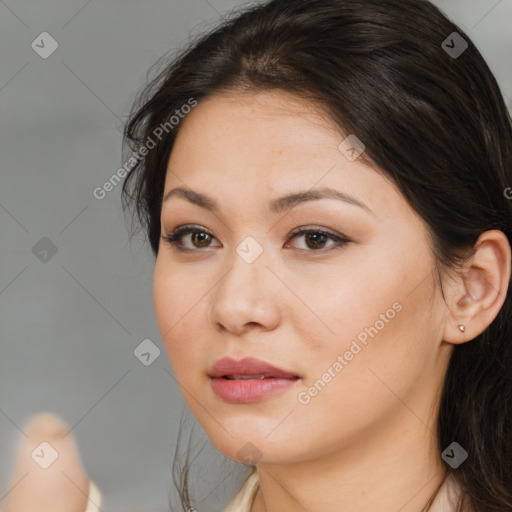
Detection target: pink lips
<box><xmin>208</xmin><ymin>357</ymin><xmax>300</xmax><ymax>404</ymax></box>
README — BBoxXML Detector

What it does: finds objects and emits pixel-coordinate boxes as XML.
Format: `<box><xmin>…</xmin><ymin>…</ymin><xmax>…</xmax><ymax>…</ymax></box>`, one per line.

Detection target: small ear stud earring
<box><xmin>458</xmin><ymin>324</ymin><xmax>466</xmax><ymax>333</ymax></box>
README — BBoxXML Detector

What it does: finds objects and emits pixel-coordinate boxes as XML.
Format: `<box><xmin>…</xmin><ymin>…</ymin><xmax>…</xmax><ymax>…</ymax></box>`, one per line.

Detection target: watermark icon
<box><xmin>32</xmin><ymin>237</ymin><xmax>58</xmax><ymax>263</ymax></box>
<box><xmin>236</xmin><ymin>442</ymin><xmax>262</xmax><ymax>464</ymax></box>
<box><xmin>134</xmin><ymin>338</ymin><xmax>161</xmax><ymax>366</ymax></box>
<box><xmin>31</xmin><ymin>32</ymin><xmax>59</xmax><ymax>59</ymax></box>
<box><xmin>31</xmin><ymin>441</ymin><xmax>59</xmax><ymax>469</ymax></box>
<box><xmin>93</xmin><ymin>98</ymin><xmax>198</xmax><ymax>200</ymax></box>
<box><xmin>297</xmin><ymin>301</ymin><xmax>403</xmax><ymax>405</ymax></box>
<box><xmin>442</xmin><ymin>32</ymin><xmax>468</xmax><ymax>59</ymax></box>
<box><xmin>338</xmin><ymin>134</ymin><xmax>365</xmax><ymax>161</ymax></box>
<box><xmin>236</xmin><ymin>236</ymin><xmax>264</xmax><ymax>264</ymax></box>
<box><xmin>442</xmin><ymin>441</ymin><xmax>468</xmax><ymax>468</ymax></box>
<box><xmin>504</xmin><ymin>187</ymin><xmax>512</xmax><ymax>200</ymax></box>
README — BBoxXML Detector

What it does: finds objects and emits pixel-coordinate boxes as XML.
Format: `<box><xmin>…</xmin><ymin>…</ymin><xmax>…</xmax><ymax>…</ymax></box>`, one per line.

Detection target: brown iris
<box><xmin>304</xmin><ymin>232</ymin><xmax>328</xmax><ymax>250</ymax></box>
<box><xmin>192</xmin><ymin>232</ymin><xmax>212</xmax><ymax>248</ymax></box>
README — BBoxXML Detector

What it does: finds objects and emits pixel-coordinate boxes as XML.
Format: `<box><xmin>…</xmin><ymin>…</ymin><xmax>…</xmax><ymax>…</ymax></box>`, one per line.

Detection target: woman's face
<box><xmin>154</xmin><ymin>90</ymin><xmax>452</xmax><ymax>465</ymax></box>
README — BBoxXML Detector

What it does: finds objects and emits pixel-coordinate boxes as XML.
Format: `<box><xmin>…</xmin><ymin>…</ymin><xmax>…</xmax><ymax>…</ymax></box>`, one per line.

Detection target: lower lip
<box><xmin>210</xmin><ymin>377</ymin><xmax>299</xmax><ymax>404</ymax></box>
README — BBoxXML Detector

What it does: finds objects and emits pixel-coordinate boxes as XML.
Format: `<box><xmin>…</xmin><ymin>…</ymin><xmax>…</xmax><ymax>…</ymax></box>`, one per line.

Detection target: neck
<box><xmin>251</xmin><ymin>408</ymin><xmax>448</xmax><ymax>512</ymax></box>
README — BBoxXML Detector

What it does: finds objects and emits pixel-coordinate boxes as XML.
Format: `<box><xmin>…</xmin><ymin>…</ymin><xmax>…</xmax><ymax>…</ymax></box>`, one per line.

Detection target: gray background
<box><xmin>1</xmin><ymin>1</ymin><xmax>511</xmax><ymax>511</ymax></box>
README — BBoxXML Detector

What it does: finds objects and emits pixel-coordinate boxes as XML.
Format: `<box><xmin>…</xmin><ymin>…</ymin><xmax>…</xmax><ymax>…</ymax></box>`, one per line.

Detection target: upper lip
<box><xmin>208</xmin><ymin>357</ymin><xmax>300</xmax><ymax>379</ymax></box>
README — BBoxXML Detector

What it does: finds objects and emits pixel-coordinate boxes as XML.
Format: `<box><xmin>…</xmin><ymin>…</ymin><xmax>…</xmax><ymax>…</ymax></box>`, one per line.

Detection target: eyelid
<box><xmin>288</xmin><ymin>225</ymin><xmax>349</xmax><ymax>240</ymax></box>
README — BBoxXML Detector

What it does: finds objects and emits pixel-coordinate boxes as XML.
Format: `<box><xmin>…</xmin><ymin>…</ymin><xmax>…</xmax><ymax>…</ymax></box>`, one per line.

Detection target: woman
<box><xmin>120</xmin><ymin>0</ymin><xmax>512</xmax><ymax>511</ymax></box>
<box><xmin>6</xmin><ymin>0</ymin><xmax>508</xmax><ymax>511</ymax></box>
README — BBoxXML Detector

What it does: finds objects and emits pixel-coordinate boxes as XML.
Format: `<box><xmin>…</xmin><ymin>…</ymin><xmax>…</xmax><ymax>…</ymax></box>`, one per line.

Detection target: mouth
<box><xmin>210</xmin><ymin>375</ymin><xmax>300</xmax><ymax>404</ymax></box>
<box><xmin>221</xmin><ymin>374</ymin><xmax>299</xmax><ymax>380</ymax></box>
<box><xmin>208</xmin><ymin>356</ymin><xmax>300</xmax><ymax>380</ymax></box>
<box><xmin>208</xmin><ymin>357</ymin><xmax>301</xmax><ymax>403</ymax></box>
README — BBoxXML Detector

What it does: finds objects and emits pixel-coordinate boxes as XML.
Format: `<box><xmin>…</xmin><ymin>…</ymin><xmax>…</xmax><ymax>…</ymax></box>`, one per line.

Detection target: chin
<box><xmin>203</xmin><ymin>425</ymin><xmax>294</xmax><ymax>465</ymax></box>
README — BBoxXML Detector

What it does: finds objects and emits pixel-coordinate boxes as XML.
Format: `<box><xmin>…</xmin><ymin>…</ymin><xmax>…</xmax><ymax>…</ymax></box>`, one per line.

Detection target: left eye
<box><xmin>287</xmin><ymin>227</ymin><xmax>350</xmax><ymax>251</ymax></box>
<box><xmin>161</xmin><ymin>226</ymin><xmax>350</xmax><ymax>252</ymax></box>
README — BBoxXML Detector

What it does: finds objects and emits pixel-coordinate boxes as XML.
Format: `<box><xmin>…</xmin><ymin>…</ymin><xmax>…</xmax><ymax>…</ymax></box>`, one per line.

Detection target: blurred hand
<box><xmin>3</xmin><ymin>413</ymin><xmax>93</xmax><ymax>512</ymax></box>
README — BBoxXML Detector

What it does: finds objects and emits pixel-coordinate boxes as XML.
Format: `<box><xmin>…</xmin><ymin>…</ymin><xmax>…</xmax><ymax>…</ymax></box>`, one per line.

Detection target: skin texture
<box><xmin>153</xmin><ymin>90</ymin><xmax>510</xmax><ymax>512</ymax></box>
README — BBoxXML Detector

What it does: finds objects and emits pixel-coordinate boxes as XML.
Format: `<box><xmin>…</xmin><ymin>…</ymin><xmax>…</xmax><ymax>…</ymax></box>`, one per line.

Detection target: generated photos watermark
<box><xmin>297</xmin><ymin>301</ymin><xmax>403</xmax><ymax>405</ymax></box>
<box><xmin>93</xmin><ymin>98</ymin><xmax>198</xmax><ymax>200</ymax></box>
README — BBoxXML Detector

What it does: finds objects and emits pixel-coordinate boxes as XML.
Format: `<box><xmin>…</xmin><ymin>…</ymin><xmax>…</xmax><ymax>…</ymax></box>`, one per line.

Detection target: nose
<box><xmin>208</xmin><ymin>242</ymin><xmax>281</xmax><ymax>335</ymax></box>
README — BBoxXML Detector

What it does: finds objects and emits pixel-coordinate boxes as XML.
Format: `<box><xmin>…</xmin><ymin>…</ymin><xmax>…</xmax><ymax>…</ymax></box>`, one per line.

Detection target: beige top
<box><xmin>55</xmin><ymin>471</ymin><xmax>464</xmax><ymax>512</ymax></box>
<box><xmin>224</xmin><ymin>470</ymin><xmax>260</xmax><ymax>512</ymax></box>
<box><xmin>85</xmin><ymin>481</ymin><xmax>102</xmax><ymax>512</ymax></box>
<box><xmin>224</xmin><ymin>470</ymin><xmax>465</xmax><ymax>512</ymax></box>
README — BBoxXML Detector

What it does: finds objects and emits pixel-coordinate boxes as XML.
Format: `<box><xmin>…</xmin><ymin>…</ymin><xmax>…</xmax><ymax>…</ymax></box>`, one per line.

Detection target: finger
<box><xmin>4</xmin><ymin>412</ymin><xmax>91</xmax><ymax>512</ymax></box>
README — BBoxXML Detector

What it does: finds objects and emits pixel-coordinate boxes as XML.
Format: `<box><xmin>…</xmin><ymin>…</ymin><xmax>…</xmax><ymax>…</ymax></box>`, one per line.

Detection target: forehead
<box><xmin>169</xmin><ymin>90</ymin><xmax>362</xmax><ymax>175</ymax></box>
<box><xmin>164</xmin><ymin>90</ymin><xmax>403</xmax><ymax>220</ymax></box>
<box><xmin>178</xmin><ymin>90</ymin><xmax>344</xmax><ymax>150</ymax></box>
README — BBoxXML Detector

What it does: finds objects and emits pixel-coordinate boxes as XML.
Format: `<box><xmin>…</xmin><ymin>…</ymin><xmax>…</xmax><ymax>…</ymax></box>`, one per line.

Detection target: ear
<box><xmin>442</xmin><ymin>230</ymin><xmax>511</xmax><ymax>344</ymax></box>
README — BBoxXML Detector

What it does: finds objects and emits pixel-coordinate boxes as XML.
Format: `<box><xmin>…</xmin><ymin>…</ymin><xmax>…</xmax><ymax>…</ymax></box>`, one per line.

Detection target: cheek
<box><xmin>284</xmin><ymin>251</ymin><xmax>404</xmax><ymax>351</ymax></box>
<box><xmin>153</xmin><ymin>258</ymin><xmax>207</xmax><ymax>376</ymax></box>
<box><xmin>290</xmin><ymin>250</ymin><xmax>435</xmax><ymax>408</ymax></box>
<box><xmin>286</xmin><ymin>303</ymin><xmax>433</xmax><ymax>458</ymax></box>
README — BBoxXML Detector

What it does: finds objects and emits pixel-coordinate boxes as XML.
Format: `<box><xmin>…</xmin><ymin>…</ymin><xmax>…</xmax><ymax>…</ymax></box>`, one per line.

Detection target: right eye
<box><xmin>161</xmin><ymin>225</ymin><xmax>221</xmax><ymax>252</ymax></box>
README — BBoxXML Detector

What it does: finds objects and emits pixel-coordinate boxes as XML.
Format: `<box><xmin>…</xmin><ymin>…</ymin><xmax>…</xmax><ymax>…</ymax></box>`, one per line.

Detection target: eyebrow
<box><xmin>162</xmin><ymin>186</ymin><xmax>373</xmax><ymax>215</ymax></box>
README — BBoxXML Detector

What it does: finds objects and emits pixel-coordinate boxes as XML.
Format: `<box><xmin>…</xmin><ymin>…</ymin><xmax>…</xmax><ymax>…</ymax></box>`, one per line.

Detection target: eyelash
<box><xmin>161</xmin><ymin>225</ymin><xmax>351</xmax><ymax>253</ymax></box>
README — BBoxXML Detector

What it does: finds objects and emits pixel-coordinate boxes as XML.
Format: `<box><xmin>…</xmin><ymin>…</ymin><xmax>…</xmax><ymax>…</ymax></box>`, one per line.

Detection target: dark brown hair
<box><xmin>121</xmin><ymin>0</ymin><xmax>512</xmax><ymax>510</ymax></box>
